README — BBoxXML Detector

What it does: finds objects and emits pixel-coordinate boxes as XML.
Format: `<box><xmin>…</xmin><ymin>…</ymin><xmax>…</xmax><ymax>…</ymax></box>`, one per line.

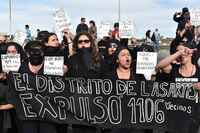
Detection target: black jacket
<box><xmin>76</xmin><ymin>24</ymin><xmax>88</xmax><ymax>34</ymax></box>
<box><xmin>67</xmin><ymin>53</ymin><xmax>104</xmax><ymax>79</ymax></box>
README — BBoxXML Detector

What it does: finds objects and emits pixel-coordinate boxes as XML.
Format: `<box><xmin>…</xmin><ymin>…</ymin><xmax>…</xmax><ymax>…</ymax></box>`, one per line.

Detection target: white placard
<box><xmin>98</xmin><ymin>21</ymin><xmax>113</xmax><ymax>38</ymax></box>
<box><xmin>53</xmin><ymin>8</ymin><xmax>71</xmax><ymax>32</ymax></box>
<box><xmin>191</xmin><ymin>9</ymin><xmax>200</xmax><ymax>26</ymax></box>
<box><xmin>136</xmin><ymin>52</ymin><xmax>157</xmax><ymax>80</ymax></box>
<box><xmin>13</xmin><ymin>31</ymin><xmax>26</xmax><ymax>46</ymax></box>
<box><xmin>1</xmin><ymin>54</ymin><xmax>21</xmax><ymax>72</ymax></box>
<box><xmin>44</xmin><ymin>56</ymin><xmax>64</xmax><ymax>76</ymax></box>
<box><xmin>53</xmin><ymin>8</ymin><xmax>73</xmax><ymax>42</ymax></box>
<box><xmin>119</xmin><ymin>20</ymin><xmax>134</xmax><ymax>38</ymax></box>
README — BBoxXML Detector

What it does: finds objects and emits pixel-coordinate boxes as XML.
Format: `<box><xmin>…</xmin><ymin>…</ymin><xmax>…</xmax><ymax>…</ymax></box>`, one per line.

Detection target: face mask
<box><xmin>28</xmin><ymin>49</ymin><xmax>44</xmax><ymax>65</ymax></box>
<box><xmin>45</xmin><ymin>46</ymin><xmax>60</xmax><ymax>54</ymax></box>
<box><xmin>77</xmin><ymin>47</ymin><xmax>92</xmax><ymax>54</ymax></box>
<box><xmin>29</xmin><ymin>55</ymin><xmax>44</xmax><ymax>65</ymax></box>
<box><xmin>77</xmin><ymin>48</ymin><xmax>92</xmax><ymax>69</ymax></box>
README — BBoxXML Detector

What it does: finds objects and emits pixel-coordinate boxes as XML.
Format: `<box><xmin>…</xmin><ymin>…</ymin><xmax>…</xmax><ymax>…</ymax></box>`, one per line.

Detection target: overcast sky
<box><xmin>0</xmin><ymin>0</ymin><xmax>200</xmax><ymax>38</ymax></box>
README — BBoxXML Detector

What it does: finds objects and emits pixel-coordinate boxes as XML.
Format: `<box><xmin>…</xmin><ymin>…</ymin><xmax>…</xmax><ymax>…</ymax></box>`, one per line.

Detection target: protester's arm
<box><xmin>173</xmin><ymin>12</ymin><xmax>181</xmax><ymax>23</ymax></box>
<box><xmin>0</xmin><ymin>104</ymin><xmax>14</xmax><ymax>110</ymax></box>
<box><xmin>156</xmin><ymin>51</ymin><xmax>182</xmax><ymax>71</ymax></box>
<box><xmin>156</xmin><ymin>47</ymin><xmax>195</xmax><ymax>73</ymax></box>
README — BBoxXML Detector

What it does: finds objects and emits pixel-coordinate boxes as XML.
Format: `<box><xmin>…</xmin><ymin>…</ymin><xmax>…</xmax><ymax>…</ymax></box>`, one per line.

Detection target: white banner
<box><xmin>1</xmin><ymin>54</ymin><xmax>21</xmax><ymax>72</ymax></box>
<box><xmin>44</xmin><ymin>56</ymin><xmax>64</xmax><ymax>76</ymax></box>
<box><xmin>136</xmin><ymin>52</ymin><xmax>157</xmax><ymax>80</ymax></box>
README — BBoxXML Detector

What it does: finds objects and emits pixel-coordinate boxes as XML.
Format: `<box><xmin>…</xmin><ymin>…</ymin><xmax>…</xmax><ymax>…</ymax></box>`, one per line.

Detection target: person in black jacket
<box><xmin>67</xmin><ymin>32</ymin><xmax>103</xmax><ymax>133</ymax></box>
<box><xmin>19</xmin><ymin>41</ymin><xmax>58</xmax><ymax>133</ymax></box>
<box><xmin>67</xmin><ymin>32</ymin><xmax>103</xmax><ymax>79</ymax></box>
<box><xmin>76</xmin><ymin>18</ymin><xmax>89</xmax><ymax>34</ymax></box>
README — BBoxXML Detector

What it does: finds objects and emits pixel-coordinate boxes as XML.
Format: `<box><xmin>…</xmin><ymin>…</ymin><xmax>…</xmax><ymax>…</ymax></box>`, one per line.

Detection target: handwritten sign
<box><xmin>191</xmin><ymin>9</ymin><xmax>200</xmax><ymax>26</ymax></box>
<box><xmin>136</xmin><ymin>52</ymin><xmax>157</xmax><ymax>80</ymax></box>
<box><xmin>44</xmin><ymin>56</ymin><xmax>64</xmax><ymax>76</ymax></box>
<box><xmin>98</xmin><ymin>21</ymin><xmax>113</xmax><ymax>38</ymax></box>
<box><xmin>1</xmin><ymin>54</ymin><xmax>21</xmax><ymax>72</ymax></box>
<box><xmin>119</xmin><ymin>20</ymin><xmax>134</xmax><ymax>38</ymax></box>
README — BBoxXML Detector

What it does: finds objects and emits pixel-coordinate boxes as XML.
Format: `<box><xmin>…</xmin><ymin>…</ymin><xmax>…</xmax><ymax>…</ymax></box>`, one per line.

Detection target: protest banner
<box><xmin>8</xmin><ymin>72</ymin><xmax>200</xmax><ymax>133</ymax></box>
<box><xmin>44</xmin><ymin>56</ymin><xmax>64</xmax><ymax>76</ymax></box>
<box><xmin>1</xmin><ymin>54</ymin><xmax>21</xmax><ymax>72</ymax></box>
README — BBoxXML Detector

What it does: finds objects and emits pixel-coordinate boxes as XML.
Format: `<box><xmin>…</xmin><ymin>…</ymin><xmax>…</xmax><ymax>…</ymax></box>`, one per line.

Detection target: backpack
<box><xmin>151</xmin><ymin>33</ymin><xmax>156</xmax><ymax>42</ymax></box>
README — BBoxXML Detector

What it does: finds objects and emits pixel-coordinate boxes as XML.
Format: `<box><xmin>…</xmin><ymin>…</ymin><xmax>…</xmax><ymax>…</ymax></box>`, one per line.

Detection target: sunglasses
<box><xmin>78</xmin><ymin>39</ymin><xmax>90</xmax><ymax>44</ymax></box>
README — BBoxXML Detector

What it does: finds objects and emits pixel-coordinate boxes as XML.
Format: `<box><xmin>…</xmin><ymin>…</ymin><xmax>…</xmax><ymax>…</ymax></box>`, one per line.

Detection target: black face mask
<box><xmin>77</xmin><ymin>48</ymin><xmax>92</xmax><ymax>69</ymax></box>
<box><xmin>28</xmin><ymin>49</ymin><xmax>44</xmax><ymax>65</ymax></box>
<box><xmin>45</xmin><ymin>46</ymin><xmax>60</xmax><ymax>54</ymax></box>
<box><xmin>77</xmin><ymin>47</ymin><xmax>92</xmax><ymax>54</ymax></box>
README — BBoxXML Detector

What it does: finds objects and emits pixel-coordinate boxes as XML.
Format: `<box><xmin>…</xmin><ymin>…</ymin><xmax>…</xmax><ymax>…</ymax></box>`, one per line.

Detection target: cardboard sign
<box><xmin>44</xmin><ymin>56</ymin><xmax>64</xmax><ymax>76</ymax></box>
<box><xmin>98</xmin><ymin>21</ymin><xmax>113</xmax><ymax>38</ymax></box>
<box><xmin>53</xmin><ymin>8</ymin><xmax>71</xmax><ymax>32</ymax></box>
<box><xmin>53</xmin><ymin>8</ymin><xmax>73</xmax><ymax>42</ymax></box>
<box><xmin>136</xmin><ymin>52</ymin><xmax>157</xmax><ymax>80</ymax></box>
<box><xmin>13</xmin><ymin>31</ymin><xmax>26</xmax><ymax>46</ymax></box>
<box><xmin>119</xmin><ymin>20</ymin><xmax>134</xmax><ymax>38</ymax></box>
<box><xmin>1</xmin><ymin>54</ymin><xmax>21</xmax><ymax>72</ymax></box>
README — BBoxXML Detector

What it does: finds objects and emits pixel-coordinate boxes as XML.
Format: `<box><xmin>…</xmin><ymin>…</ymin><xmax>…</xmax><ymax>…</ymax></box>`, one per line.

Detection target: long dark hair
<box><xmin>73</xmin><ymin>32</ymin><xmax>100</xmax><ymax>64</ymax></box>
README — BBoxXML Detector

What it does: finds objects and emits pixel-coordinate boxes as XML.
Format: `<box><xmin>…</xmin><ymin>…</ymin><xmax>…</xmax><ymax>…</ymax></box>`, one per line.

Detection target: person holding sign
<box><xmin>44</xmin><ymin>32</ymin><xmax>68</xmax><ymax>76</ymax></box>
<box><xmin>0</xmin><ymin>42</ymin><xmax>25</xmax><ymax>133</ymax></box>
<box><xmin>156</xmin><ymin>41</ymin><xmax>199</xmax><ymax>82</ymax></box>
<box><xmin>18</xmin><ymin>41</ymin><xmax>57</xmax><ymax>133</ymax></box>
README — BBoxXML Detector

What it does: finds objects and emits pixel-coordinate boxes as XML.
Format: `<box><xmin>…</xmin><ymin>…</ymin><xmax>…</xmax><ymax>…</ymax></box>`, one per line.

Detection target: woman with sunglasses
<box><xmin>67</xmin><ymin>32</ymin><xmax>103</xmax><ymax>79</ymax></box>
<box><xmin>67</xmin><ymin>32</ymin><xmax>104</xmax><ymax>133</ymax></box>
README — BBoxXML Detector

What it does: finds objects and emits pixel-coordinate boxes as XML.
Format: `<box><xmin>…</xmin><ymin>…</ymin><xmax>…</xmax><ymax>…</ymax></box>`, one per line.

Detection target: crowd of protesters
<box><xmin>1</xmin><ymin>7</ymin><xmax>200</xmax><ymax>133</ymax></box>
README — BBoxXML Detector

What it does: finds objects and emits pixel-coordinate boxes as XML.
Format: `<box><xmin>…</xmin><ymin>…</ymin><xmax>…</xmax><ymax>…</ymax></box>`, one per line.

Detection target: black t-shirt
<box><xmin>103</xmin><ymin>69</ymin><xmax>145</xmax><ymax>81</ymax></box>
<box><xmin>160</xmin><ymin>64</ymin><xmax>200</xmax><ymax>83</ymax></box>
